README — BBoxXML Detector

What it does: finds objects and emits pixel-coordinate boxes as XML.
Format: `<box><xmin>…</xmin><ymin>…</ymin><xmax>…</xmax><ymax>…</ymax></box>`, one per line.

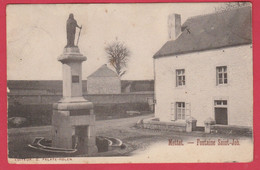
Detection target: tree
<box><xmin>105</xmin><ymin>39</ymin><xmax>130</xmax><ymax>77</ymax></box>
<box><xmin>215</xmin><ymin>2</ymin><xmax>251</xmax><ymax>12</ymax></box>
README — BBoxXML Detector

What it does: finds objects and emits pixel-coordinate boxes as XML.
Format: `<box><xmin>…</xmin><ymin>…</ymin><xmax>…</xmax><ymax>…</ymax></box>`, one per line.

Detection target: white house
<box><xmin>153</xmin><ymin>6</ymin><xmax>252</xmax><ymax>127</ymax></box>
<box><xmin>87</xmin><ymin>64</ymin><xmax>121</xmax><ymax>94</ymax></box>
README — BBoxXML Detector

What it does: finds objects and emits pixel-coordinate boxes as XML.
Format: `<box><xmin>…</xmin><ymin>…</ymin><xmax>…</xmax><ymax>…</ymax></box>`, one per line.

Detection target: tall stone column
<box><xmin>52</xmin><ymin>47</ymin><xmax>97</xmax><ymax>155</ymax></box>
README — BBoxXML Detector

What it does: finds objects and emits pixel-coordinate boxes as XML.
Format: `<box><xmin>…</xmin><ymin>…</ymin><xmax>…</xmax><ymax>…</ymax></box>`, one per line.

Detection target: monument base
<box><xmin>51</xmin><ymin>46</ymin><xmax>98</xmax><ymax>156</ymax></box>
<box><xmin>52</xmin><ymin>99</ymin><xmax>98</xmax><ymax>156</ymax></box>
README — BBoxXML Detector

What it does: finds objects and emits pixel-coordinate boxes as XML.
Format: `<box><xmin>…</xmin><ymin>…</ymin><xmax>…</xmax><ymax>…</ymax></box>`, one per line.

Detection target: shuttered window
<box><xmin>176</xmin><ymin>102</ymin><xmax>185</xmax><ymax>120</ymax></box>
<box><xmin>171</xmin><ymin>102</ymin><xmax>191</xmax><ymax>121</ymax></box>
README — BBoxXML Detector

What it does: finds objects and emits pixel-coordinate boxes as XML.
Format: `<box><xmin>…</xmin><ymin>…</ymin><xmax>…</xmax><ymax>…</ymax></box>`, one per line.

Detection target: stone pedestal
<box><xmin>204</xmin><ymin>117</ymin><xmax>216</xmax><ymax>134</ymax></box>
<box><xmin>52</xmin><ymin>47</ymin><xmax>97</xmax><ymax>155</ymax></box>
<box><xmin>186</xmin><ymin>117</ymin><xmax>197</xmax><ymax>132</ymax></box>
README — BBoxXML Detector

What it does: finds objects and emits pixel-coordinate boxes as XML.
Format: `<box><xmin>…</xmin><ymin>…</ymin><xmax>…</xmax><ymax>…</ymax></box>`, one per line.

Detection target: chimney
<box><xmin>168</xmin><ymin>13</ymin><xmax>181</xmax><ymax>40</ymax></box>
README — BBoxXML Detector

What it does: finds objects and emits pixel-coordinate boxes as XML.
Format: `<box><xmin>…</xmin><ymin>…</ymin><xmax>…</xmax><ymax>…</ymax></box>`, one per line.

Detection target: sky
<box><xmin>7</xmin><ymin>3</ymin><xmax>225</xmax><ymax>80</ymax></box>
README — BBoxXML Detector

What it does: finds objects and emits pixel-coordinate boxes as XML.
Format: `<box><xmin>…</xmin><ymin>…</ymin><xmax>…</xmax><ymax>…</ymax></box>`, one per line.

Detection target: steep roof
<box><xmin>154</xmin><ymin>6</ymin><xmax>252</xmax><ymax>58</ymax></box>
<box><xmin>88</xmin><ymin>64</ymin><xmax>118</xmax><ymax>78</ymax></box>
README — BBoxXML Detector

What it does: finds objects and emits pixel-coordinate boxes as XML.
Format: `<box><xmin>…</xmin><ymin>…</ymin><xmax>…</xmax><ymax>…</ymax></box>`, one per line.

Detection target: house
<box><xmin>153</xmin><ymin>6</ymin><xmax>252</xmax><ymax>127</ymax></box>
<box><xmin>87</xmin><ymin>64</ymin><xmax>121</xmax><ymax>94</ymax></box>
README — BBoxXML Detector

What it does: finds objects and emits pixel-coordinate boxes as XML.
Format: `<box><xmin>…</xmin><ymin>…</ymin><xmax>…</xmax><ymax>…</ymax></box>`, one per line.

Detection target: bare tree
<box><xmin>215</xmin><ymin>2</ymin><xmax>251</xmax><ymax>12</ymax></box>
<box><xmin>105</xmin><ymin>39</ymin><xmax>130</xmax><ymax>77</ymax></box>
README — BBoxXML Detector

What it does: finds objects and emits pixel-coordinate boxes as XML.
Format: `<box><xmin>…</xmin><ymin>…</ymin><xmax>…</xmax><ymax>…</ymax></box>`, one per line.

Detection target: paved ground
<box><xmin>8</xmin><ymin>114</ymin><xmax>253</xmax><ymax>158</ymax></box>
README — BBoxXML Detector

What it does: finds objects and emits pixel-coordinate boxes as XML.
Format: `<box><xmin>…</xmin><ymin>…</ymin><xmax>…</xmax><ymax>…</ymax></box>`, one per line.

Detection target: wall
<box><xmin>8</xmin><ymin>89</ymin><xmax>51</xmax><ymax>95</ymax></box>
<box><xmin>154</xmin><ymin>44</ymin><xmax>253</xmax><ymax>127</ymax></box>
<box><xmin>8</xmin><ymin>92</ymin><xmax>154</xmax><ymax>105</ymax></box>
<box><xmin>7</xmin><ymin>80</ymin><xmax>153</xmax><ymax>94</ymax></box>
<box><xmin>87</xmin><ymin>77</ymin><xmax>121</xmax><ymax>94</ymax></box>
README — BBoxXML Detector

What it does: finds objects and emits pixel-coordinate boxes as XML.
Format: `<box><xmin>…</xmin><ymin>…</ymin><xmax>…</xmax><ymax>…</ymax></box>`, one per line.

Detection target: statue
<box><xmin>66</xmin><ymin>13</ymin><xmax>82</xmax><ymax>48</ymax></box>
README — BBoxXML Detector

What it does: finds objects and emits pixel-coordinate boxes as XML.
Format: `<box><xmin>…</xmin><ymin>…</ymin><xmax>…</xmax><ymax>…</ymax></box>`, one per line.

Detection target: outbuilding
<box><xmin>87</xmin><ymin>64</ymin><xmax>121</xmax><ymax>94</ymax></box>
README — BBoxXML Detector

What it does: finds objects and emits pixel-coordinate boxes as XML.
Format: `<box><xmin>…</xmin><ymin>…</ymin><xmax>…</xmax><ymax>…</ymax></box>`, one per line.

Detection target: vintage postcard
<box><xmin>7</xmin><ymin>2</ymin><xmax>253</xmax><ymax>163</ymax></box>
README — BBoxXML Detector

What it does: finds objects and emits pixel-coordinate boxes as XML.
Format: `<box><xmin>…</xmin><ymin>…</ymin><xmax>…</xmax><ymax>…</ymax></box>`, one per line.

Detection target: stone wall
<box><xmin>209</xmin><ymin>124</ymin><xmax>252</xmax><ymax>136</ymax></box>
<box><xmin>142</xmin><ymin>121</ymin><xmax>186</xmax><ymax>132</ymax></box>
<box><xmin>8</xmin><ymin>92</ymin><xmax>154</xmax><ymax>105</ymax></box>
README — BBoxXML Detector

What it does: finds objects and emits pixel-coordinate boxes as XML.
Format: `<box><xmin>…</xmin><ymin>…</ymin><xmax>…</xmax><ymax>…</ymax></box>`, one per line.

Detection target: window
<box><xmin>171</xmin><ymin>102</ymin><xmax>191</xmax><ymax>121</ymax></box>
<box><xmin>176</xmin><ymin>69</ymin><xmax>185</xmax><ymax>87</ymax></box>
<box><xmin>176</xmin><ymin>102</ymin><xmax>185</xmax><ymax>120</ymax></box>
<box><xmin>214</xmin><ymin>100</ymin><xmax>228</xmax><ymax>107</ymax></box>
<box><xmin>216</xmin><ymin>66</ymin><xmax>227</xmax><ymax>85</ymax></box>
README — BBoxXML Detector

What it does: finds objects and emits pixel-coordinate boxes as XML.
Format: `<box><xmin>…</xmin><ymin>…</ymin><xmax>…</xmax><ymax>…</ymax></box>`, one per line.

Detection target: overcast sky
<box><xmin>7</xmin><ymin>3</ymin><xmax>225</xmax><ymax>80</ymax></box>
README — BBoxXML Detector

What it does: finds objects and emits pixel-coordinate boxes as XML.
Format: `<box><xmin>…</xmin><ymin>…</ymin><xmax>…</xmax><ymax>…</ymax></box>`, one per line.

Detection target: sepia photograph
<box><xmin>6</xmin><ymin>2</ymin><xmax>253</xmax><ymax>163</ymax></box>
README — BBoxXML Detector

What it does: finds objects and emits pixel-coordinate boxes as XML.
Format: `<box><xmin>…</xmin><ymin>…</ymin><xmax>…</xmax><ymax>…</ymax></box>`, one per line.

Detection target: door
<box><xmin>215</xmin><ymin>108</ymin><xmax>228</xmax><ymax>125</ymax></box>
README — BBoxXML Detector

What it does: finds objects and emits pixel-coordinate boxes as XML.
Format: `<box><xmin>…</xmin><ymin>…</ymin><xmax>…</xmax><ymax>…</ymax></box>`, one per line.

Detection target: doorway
<box><xmin>214</xmin><ymin>100</ymin><xmax>228</xmax><ymax>125</ymax></box>
<box><xmin>72</xmin><ymin>125</ymin><xmax>89</xmax><ymax>152</ymax></box>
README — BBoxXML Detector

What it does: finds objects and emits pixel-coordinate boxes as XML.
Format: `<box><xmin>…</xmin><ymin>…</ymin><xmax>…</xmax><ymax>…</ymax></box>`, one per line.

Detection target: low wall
<box><xmin>210</xmin><ymin>125</ymin><xmax>252</xmax><ymax>136</ymax></box>
<box><xmin>8</xmin><ymin>92</ymin><xmax>154</xmax><ymax>105</ymax></box>
<box><xmin>142</xmin><ymin>121</ymin><xmax>187</xmax><ymax>132</ymax></box>
<box><xmin>136</xmin><ymin>117</ymin><xmax>197</xmax><ymax>132</ymax></box>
